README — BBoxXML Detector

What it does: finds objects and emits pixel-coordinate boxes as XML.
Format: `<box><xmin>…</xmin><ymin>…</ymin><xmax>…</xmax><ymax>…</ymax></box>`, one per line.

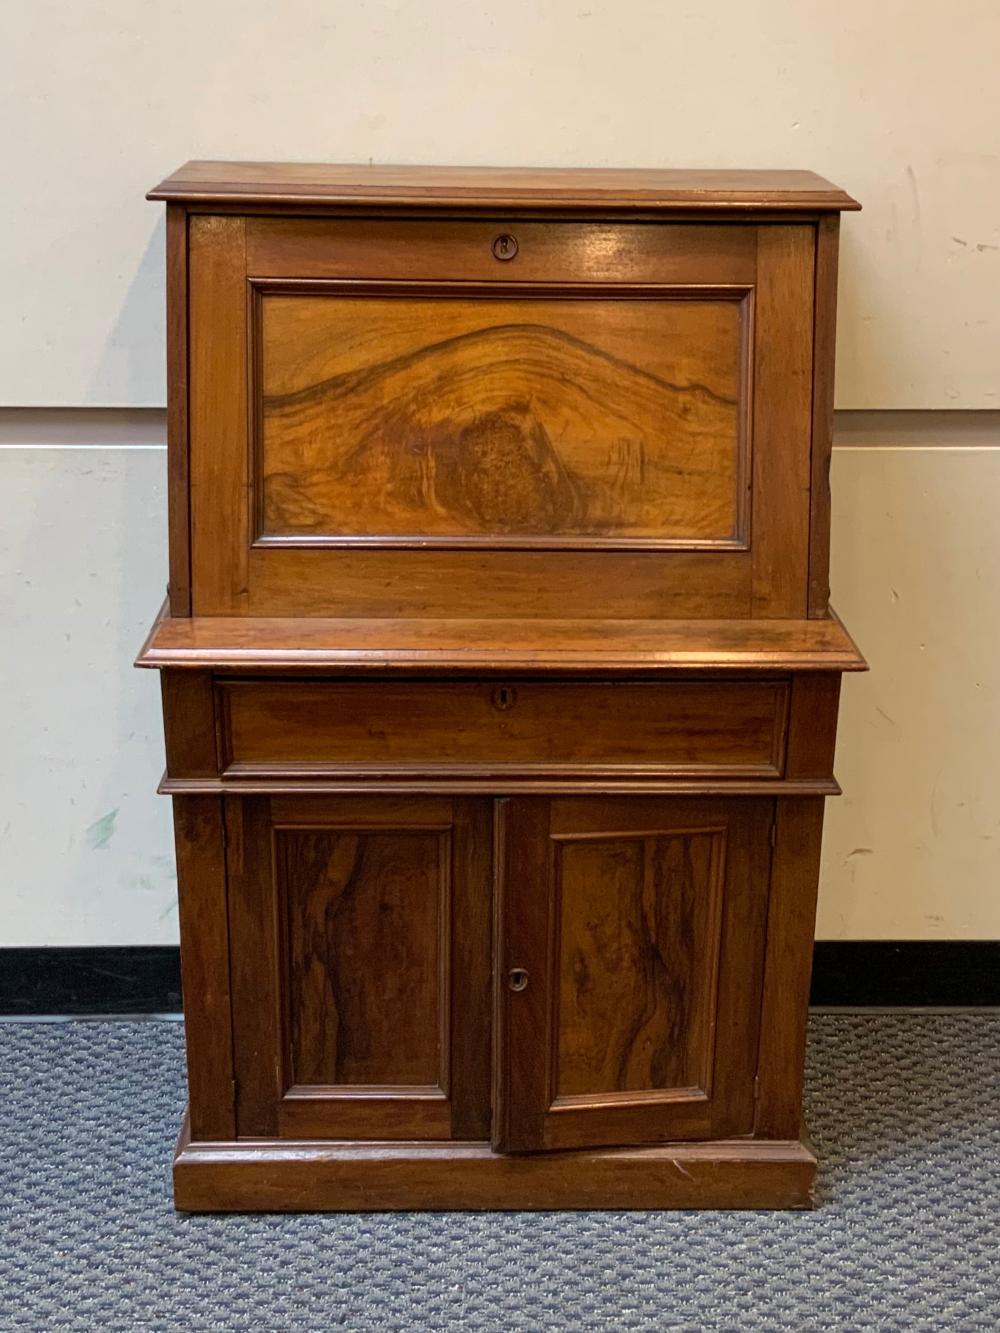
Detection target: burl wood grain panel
<box><xmin>554</xmin><ymin>829</ymin><xmax>724</xmax><ymax>1101</ymax></box>
<box><xmin>220</xmin><ymin>678</ymin><xmax>788</xmax><ymax>777</ymax></box>
<box><xmin>279</xmin><ymin>827</ymin><xmax>448</xmax><ymax>1088</ymax></box>
<box><xmin>256</xmin><ymin>293</ymin><xmax>747</xmax><ymax>548</ymax></box>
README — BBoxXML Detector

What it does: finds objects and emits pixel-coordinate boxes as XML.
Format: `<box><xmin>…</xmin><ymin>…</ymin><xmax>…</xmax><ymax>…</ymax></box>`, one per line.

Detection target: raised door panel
<box><xmin>228</xmin><ymin>795</ymin><xmax>492</xmax><ymax>1140</ymax></box>
<box><xmin>257</xmin><ymin>292</ymin><xmax>748</xmax><ymax>548</ymax></box>
<box><xmin>282</xmin><ymin>827</ymin><xmax>444</xmax><ymax>1089</ymax></box>
<box><xmin>493</xmin><ymin>797</ymin><xmax>772</xmax><ymax>1152</ymax></box>
<box><xmin>186</xmin><ymin>215</ymin><xmax>815</xmax><ymax>618</ymax></box>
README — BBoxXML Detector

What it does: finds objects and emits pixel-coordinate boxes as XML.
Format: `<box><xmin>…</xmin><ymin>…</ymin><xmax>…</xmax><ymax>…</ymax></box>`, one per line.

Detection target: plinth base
<box><xmin>173</xmin><ymin>1113</ymin><xmax>818</xmax><ymax>1212</ymax></box>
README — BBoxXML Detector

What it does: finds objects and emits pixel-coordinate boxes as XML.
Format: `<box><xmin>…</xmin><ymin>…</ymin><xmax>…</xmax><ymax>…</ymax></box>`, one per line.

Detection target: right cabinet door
<box><xmin>493</xmin><ymin>796</ymin><xmax>773</xmax><ymax>1152</ymax></box>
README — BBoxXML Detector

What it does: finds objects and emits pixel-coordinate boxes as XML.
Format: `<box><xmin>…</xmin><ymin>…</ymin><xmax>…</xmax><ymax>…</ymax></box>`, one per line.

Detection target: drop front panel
<box><xmin>187</xmin><ymin>215</ymin><xmax>816</xmax><ymax>618</ymax></box>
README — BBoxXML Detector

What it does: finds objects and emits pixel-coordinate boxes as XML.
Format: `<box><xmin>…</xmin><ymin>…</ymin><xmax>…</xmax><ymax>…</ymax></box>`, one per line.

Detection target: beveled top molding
<box><xmin>136</xmin><ymin>602</ymin><xmax>867</xmax><ymax>676</ymax></box>
<box><xmin>148</xmin><ymin>162</ymin><xmax>861</xmax><ymax>214</ymax></box>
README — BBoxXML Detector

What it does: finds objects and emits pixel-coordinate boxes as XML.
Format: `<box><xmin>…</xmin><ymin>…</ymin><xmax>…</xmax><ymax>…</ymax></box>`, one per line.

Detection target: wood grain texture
<box><xmin>494</xmin><ymin>796</ymin><xmax>772</xmax><ymax>1152</ymax></box>
<box><xmin>257</xmin><ymin>293</ymin><xmax>746</xmax><ymax>547</ymax></box>
<box><xmin>754</xmin><ymin>798</ymin><xmax>826</xmax><ymax>1139</ymax></box>
<box><xmin>785</xmin><ymin>673</ymin><xmax>842</xmax><ymax>780</ymax></box>
<box><xmin>808</xmin><ymin>216</ymin><xmax>841</xmax><ymax>617</ymax></box>
<box><xmin>171</xmin><ymin>796</ymin><xmax>234</xmax><ymax>1140</ymax></box>
<box><xmin>245</xmin><ymin>546</ymin><xmax>752</xmax><ymax>619</ymax></box>
<box><xmin>225</xmin><ymin>797</ymin><xmax>282</xmax><ymax>1137</ymax></box>
<box><xmin>180</xmin><ymin>209</ymin><xmax>821</xmax><ymax>617</ymax></box>
<box><xmin>247</xmin><ymin>219</ymin><xmax>758</xmax><ymax>285</ymax></box>
<box><xmin>220</xmin><ymin>678</ymin><xmax>788</xmax><ymax>778</ymax></box>
<box><xmin>227</xmin><ymin>794</ymin><xmax>491</xmax><ymax>1142</ymax></box>
<box><xmin>165</xmin><ymin>204</ymin><xmax>191</xmax><ymax>616</ymax></box>
<box><xmin>188</xmin><ymin>214</ymin><xmax>249</xmax><ymax>615</ymax></box>
<box><xmin>164</xmin><ymin>775</ymin><xmax>839</xmax><ymax>799</ymax></box>
<box><xmin>161</xmin><ymin>670</ymin><xmax>217</xmax><ymax>777</ymax></box>
<box><xmin>280</xmin><ymin>827</ymin><xmax>447</xmax><ymax>1088</ymax></box>
<box><xmin>137</xmin><ymin>610</ymin><xmax>868</xmax><ymax>675</ymax></box>
<box><xmin>149</xmin><ymin>161</ymin><xmax>860</xmax><ymax>213</ymax></box>
<box><xmin>173</xmin><ymin>1113</ymin><xmax>818</xmax><ymax>1212</ymax></box>
<box><xmin>751</xmin><ymin>226</ymin><xmax>815</xmax><ymax>617</ymax></box>
<box><xmin>554</xmin><ymin>829</ymin><xmax>725</xmax><ymax>1098</ymax></box>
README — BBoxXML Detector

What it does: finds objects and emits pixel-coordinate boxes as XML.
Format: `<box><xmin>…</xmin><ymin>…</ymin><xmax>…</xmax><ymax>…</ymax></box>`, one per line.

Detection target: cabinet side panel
<box><xmin>166</xmin><ymin>205</ymin><xmax>191</xmax><ymax>616</ymax></box>
<box><xmin>189</xmin><ymin>215</ymin><xmax>249</xmax><ymax>615</ymax></box>
<box><xmin>172</xmin><ymin>795</ymin><xmax>235</xmax><ymax>1139</ymax></box>
<box><xmin>754</xmin><ymin>797</ymin><xmax>825</xmax><ymax>1138</ymax></box>
<box><xmin>751</xmin><ymin>226</ymin><xmax>815</xmax><ymax>617</ymax></box>
<box><xmin>161</xmin><ymin>670</ymin><xmax>217</xmax><ymax>778</ymax></box>
<box><xmin>785</xmin><ymin>673</ymin><xmax>841</xmax><ymax>780</ymax></box>
<box><xmin>808</xmin><ymin>217</ymin><xmax>840</xmax><ymax>617</ymax></box>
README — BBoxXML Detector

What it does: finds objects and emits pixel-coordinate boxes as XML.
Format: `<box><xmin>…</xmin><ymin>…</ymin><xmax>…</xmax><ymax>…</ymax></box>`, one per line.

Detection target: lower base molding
<box><xmin>173</xmin><ymin>1113</ymin><xmax>818</xmax><ymax>1212</ymax></box>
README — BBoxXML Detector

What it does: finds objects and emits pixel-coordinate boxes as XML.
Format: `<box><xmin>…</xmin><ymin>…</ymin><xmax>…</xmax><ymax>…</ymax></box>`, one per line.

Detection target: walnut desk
<box><xmin>138</xmin><ymin>163</ymin><xmax>864</xmax><ymax>1210</ymax></box>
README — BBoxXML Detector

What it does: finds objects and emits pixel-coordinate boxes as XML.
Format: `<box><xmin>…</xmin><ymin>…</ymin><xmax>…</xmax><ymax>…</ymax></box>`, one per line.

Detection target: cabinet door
<box><xmin>493</xmin><ymin>797</ymin><xmax>772</xmax><ymax>1152</ymax></box>
<box><xmin>228</xmin><ymin>795</ymin><xmax>492</xmax><ymax>1140</ymax></box>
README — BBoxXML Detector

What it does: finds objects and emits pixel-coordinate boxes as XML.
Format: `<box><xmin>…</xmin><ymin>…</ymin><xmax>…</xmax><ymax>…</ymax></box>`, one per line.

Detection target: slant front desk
<box><xmin>138</xmin><ymin>163</ymin><xmax>864</xmax><ymax>1211</ymax></box>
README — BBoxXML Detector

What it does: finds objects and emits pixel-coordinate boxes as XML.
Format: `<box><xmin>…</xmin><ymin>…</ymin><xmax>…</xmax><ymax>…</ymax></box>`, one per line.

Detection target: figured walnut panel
<box><xmin>493</xmin><ymin>796</ymin><xmax>771</xmax><ymax>1153</ymax></box>
<box><xmin>554</xmin><ymin>829</ymin><xmax>724</xmax><ymax>1100</ymax></box>
<box><xmin>256</xmin><ymin>293</ymin><xmax>747</xmax><ymax>548</ymax></box>
<box><xmin>279</xmin><ymin>827</ymin><xmax>448</xmax><ymax>1088</ymax></box>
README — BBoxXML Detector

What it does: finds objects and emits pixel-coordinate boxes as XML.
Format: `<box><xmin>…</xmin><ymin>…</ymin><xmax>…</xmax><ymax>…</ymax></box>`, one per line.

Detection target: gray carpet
<box><xmin>0</xmin><ymin>1015</ymin><xmax>998</xmax><ymax>1331</ymax></box>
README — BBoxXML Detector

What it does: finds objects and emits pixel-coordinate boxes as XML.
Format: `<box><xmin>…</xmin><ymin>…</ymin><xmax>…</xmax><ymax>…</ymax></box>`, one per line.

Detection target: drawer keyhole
<box><xmin>508</xmin><ymin>968</ymin><xmax>529</xmax><ymax>992</ymax></box>
<box><xmin>492</xmin><ymin>233</ymin><xmax>518</xmax><ymax>261</ymax></box>
<box><xmin>492</xmin><ymin>686</ymin><xmax>517</xmax><ymax>711</ymax></box>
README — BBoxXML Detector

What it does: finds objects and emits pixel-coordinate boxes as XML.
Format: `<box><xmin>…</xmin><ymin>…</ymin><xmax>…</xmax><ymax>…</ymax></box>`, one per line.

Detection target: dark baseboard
<box><xmin>0</xmin><ymin>942</ymin><xmax>997</xmax><ymax>1015</ymax></box>
<box><xmin>810</xmin><ymin>941</ymin><xmax>1000</xmax><ymax>1007</ymax></box>
<box><xmin>0</xmin><ymin>947</ymin><xmax>182</xmax><ymax>1015</ymax></box>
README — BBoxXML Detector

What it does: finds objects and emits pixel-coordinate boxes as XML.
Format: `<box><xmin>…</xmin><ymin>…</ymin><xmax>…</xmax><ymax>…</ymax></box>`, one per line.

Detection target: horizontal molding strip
<box><xmin>1</xmin><ymin>942</ymin><xmax>998</xmax><ymax>1016</ymax></box>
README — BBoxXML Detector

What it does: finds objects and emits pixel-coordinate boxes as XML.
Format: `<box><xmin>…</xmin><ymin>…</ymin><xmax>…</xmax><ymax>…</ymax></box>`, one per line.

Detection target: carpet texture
<box><xmin>0</xmin><ymin>1014</ymin><xmax>998</xmax><ymax>1330</ymax></box>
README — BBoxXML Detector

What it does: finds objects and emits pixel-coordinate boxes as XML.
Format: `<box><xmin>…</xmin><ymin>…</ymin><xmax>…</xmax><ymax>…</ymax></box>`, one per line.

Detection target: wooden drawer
<box><xmin>218</xmin><ymin>679</ymin><xmax>789</xmax><ymax>778</ymax></box>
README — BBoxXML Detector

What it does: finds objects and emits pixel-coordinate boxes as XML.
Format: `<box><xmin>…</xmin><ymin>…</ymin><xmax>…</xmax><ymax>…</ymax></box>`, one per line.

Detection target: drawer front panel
<box><xmin>220</xmin><ymin>679</ymin><xmax>789</xmax><ymax>778</ymax></box>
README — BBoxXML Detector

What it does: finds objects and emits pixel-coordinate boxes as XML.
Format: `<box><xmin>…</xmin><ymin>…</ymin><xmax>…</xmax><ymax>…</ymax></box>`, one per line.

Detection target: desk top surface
<box><xmin>148</xmin><ymin>162</ymin><xmax>861</xmax><ymax>213</ymax></box>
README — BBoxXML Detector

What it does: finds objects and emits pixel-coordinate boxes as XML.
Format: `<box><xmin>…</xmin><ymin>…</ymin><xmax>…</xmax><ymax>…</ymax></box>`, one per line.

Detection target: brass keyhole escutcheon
<box><xmin>508</xmin><ymin>968</ymin><xmax>529</xmax><ymax>992</ymax></box>
<box><xmin>492</xmin><ymin>232</ymin><xmax>518</xmax><ymax>261</ymax></box>
<box><xmin>492</xmin><ymin>685</ymin><xmax>517</xmax><ymax>711</ymax></box>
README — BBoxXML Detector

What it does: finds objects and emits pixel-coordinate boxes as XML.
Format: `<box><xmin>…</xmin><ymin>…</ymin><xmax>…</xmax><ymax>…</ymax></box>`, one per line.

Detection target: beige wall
<box><xmin>1</xmin><ymin>0</ymin><xmax>997</xmax><ymax>408</ymax></box>
<box><xmin>1</xmin><ymin>410</ymin><xmax>997</xmax><ymax>944</ymax></box>
<box><xmin>821</xmin><ymin>414</ymin><xmax>1000</xmax><ymax>937</ymax></box>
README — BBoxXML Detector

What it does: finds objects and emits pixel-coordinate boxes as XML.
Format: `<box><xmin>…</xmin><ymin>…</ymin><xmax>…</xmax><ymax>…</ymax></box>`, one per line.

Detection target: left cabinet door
<box><xmin>227</xmin><ymin>795</ymin><xmax>493</xmax><ymax>1140</ymax></box>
